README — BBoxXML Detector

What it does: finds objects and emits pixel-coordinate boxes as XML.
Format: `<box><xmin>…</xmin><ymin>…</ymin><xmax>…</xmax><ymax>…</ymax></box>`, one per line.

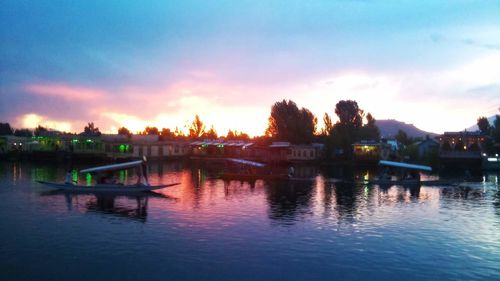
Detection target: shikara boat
<box><xmin>360</xmin><ymin>160</ymin><xmax>432</xmax><ymax>187</ymax></box>
<box><xmin>36</xmin><ymin>181</ymin><xmax>179</xmax><ymax>193</ymax></box>
<box><xmin>37</xmin><ymin>159</ymin><xmax>179</xmax><ymax>193</ymax></box>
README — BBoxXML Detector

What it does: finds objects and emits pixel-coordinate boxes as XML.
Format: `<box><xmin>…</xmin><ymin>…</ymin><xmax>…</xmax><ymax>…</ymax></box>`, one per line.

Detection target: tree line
<box><xmin>3</xmin><ymin>100</ymin><xmax>498</xmax><ymax>148</ymax></box>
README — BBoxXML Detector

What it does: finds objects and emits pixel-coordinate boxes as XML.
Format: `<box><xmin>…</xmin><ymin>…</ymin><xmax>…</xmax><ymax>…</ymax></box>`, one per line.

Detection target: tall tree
<box><xmin>334</xmin><ymin>100</ymin><xmax>363</xmax><ymax>130</ymax></box>
<box><xmin>321</xmin><ymin>113</ymin><xmax>333</xmax><ymax>136</ymax></box>
<box><xmin>34</xmin><ymin>125</ymin><xmax>48</xmax><ymax>136</ymax></box>
<box><xmin>143</xmin><ymin>126</ymin><xmax>159</xmax><ymax>135</ymax></box>
<box><xmin>329</xmin><ymin>100</ymin><xmax>365</xmax><ymax>157</ymax></box>
<box><xmin>226</xmin><ymin>129</ymin><xmax>250</xmax><ymax>141</ymax></box>
<box><xmin>118</xmin><ymin>127</ymin><xmax>131</xmax><ymax>136</ymax></box>
<box><xmin>82</xmin><ymin>122</ymin><xmax>101</xmax><ymax>136</ymax></box>
<box><xmin>0</xmin><ymin>123</ymin><xmax>13</xmax><ymax>135</ymax></box>
<box><xmin>265</xmin><ymin>99</ymin><xmax>317</xmax><ymax>144</ymax></box>
<box><xmin>477</xmin><ymin>116</ymin><xmax>490</xmax><ymax>134</ymax></box>
<box><xmin>174</xmin><ymin>127</ymin><xmax>185</xmax><ymax>138</ymax></box>
<box><xmin>205</xmin><ymin>125</ymin><xmax>218</xmax><ymax>139</ymax></box>
<box><xmin>188</xmin><ymin>115</ymin><xmax>206</xmax><ymax>139</ymax></box>
<box><xmin>160</xmin><ymin>128</ymin><xmax>175</xmax><ymax>139</ymax></box>
<box><xmin>357</xmin><ymin>113</ymin><xmax>380</xmax><ymax>141</ymax></box>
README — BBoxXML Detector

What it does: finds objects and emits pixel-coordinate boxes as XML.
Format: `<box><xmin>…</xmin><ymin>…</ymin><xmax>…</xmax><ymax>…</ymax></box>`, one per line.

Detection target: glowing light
<box><xmin>85</xmin><ymin>173</ymin><xmax>92</xmax><ymax>186</ymax></box>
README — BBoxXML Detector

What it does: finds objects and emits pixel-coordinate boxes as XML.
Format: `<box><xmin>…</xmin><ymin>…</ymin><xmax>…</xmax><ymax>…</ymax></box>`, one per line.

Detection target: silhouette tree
<box><xmin>204</xmin><ymin>125</ymin><xmax>218</xmax><ymax>139</ymax></box>
<box><xmin>0</xmin><ymin>123</ymin><xmax>13</xmax><ymax>135</ymax></box>
<box><xmin>477</xmin><ymin>116</ymin><xmax>490</xmax><ymax>134</ymax></box>
<box><xmin>188</xmin><ymin>115</ymin><xmax>206</xmax><ymax>139</ymax></box>
<box><xmin>266</xmin><ymin>99</ymin><xmax>317</xmax><ymax>144</ymax></box>
<box><xmin>160</xmin><ymin>128</ymin><xmax>175</xmax><ymax>139</ymax></box>
<box><xmin>329</xmin><ymin>100</ymin><xmax>365</xmax><ymax>157</ymax></box>
<box><xmin>174</xmin><ymin>126</ymin><xmax>185</xmax><ymax>138</ymax></box>
<box><xmin>118</xmin><ymin>127</ymin><xmax>131</xmax><ymax>136</ymax></box>
<box><xmin>321</xmin><ymin>113</ymin><xmax>333</xmax><ymax>136</ymax></box>
<box><xmin>395</xmin><ymin>129</ymin><xmax>412</xmax><ymax>146</ymax></box>
<box><xmin>226</xmin><ymin>129</ymin><xmax>250</xmax><ymax>141</ymax></box>
<box><xmin>14</xmin><ymin>128</ymin><xmax>33</xmax><ymax>137</ymax></box>
<box><xmin>82</xmin><ymin>122</ymin><xmax>101</xmax><ymax>136</ymax></box>
<box><xmin>334</xmin><ymin>100</ymin><xmax>363</xmax><ymax>130</ymax></box>
<box><xmin>34</xmin><ymin>125</ymin><xmax>48</xmax><ymax>136</ymax></box>
<box><xmin>357</xmin><ymin>113</ymin><xmax>380</xmax><ymax>141</ymax></box>
<box><xmin>143</xmin><ymin>126</ymin><xmax>159</xmax><ymax>135</ymax></box>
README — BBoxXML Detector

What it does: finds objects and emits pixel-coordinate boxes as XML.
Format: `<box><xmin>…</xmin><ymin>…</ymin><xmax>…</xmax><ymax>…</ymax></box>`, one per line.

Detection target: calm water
<box><xmin>0</xmin><ymin>161</ymin><xmax>499</xmax><ymax>281</ymax></box>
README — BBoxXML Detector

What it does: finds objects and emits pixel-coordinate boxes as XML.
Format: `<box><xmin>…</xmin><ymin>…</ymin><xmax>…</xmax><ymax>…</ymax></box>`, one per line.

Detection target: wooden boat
<box><xmin>378</xmin><ymin>160</ymin><xmax>432</xmax><ymax>172</ymax></box>
<box><xmin>37</xmin><ymin>159</ymin><xmax>179</xmax><ymax>194</ymax></box>
<box><xmin>36</xmin><ymin>181</ymin><xmax>179</xmax><ymax>193</ymax></box>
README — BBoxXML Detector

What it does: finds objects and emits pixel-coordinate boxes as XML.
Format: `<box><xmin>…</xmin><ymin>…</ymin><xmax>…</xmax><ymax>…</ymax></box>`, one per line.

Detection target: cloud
<box><xmin>23</xmin><ymin>83</ymin><xmax>106</xmax><ymax>101</ymax></box>
<box><xmin>18</xmin><ymin>113</ymin><xmax>72</xmax><ymax>132</ymax></box>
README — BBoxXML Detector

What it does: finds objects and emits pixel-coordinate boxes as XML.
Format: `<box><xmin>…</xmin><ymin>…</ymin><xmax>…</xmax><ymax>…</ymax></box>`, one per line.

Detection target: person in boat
<box><xmin>64</xmin><ymin>169</ymin><xmax>74</xmax><ymax>185</ymax></box>
<box><xmin>135</xmin><ymin>159</ymin><xmax>150</xmax><ymax>186</ymax></box>
<box><xmin>288</xmin><ymin>166</ymin><xmax>295</xmax><ymax>178</ymax></box>
<box><xmin>96</xmin><ymin>172</ymin><xmax>115</xmax><ymax>185</ymax></box>
<box><xmin>380</xmin><ymin>168</ymin><xmax>391</xmax><ymax>180</ymax></box>
<box><xmin>104</xmin><ymin>172</ymin><xmax>117</xmax><ymax>184</ymax></box>
<box><xmin>404</xmin><ymin>170</ymin><xmax>420</xmax><ymax>181</ymax></box>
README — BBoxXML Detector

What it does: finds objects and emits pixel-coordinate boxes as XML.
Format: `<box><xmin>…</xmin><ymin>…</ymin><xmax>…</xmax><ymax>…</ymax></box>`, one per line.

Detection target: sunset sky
<box><xmin>1</xmin><ymin>0</ymin><xmax>499</xmax><ymax>136</ymax></box>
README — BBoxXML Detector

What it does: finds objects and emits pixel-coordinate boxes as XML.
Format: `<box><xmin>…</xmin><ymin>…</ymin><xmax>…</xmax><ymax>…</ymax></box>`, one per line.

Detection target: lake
<box><xmin>0</xmin><ymin>161</ymin><xmax>499</xmax><ymax>281</ymax></box>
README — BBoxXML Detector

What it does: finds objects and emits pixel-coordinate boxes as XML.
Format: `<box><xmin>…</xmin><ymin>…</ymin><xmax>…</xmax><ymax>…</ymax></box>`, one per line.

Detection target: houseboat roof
<box><xmin>190</xmin><ymin>140</ymin><xmax>253</xmax><ymax>147</ymax></box>
<box><xmin>269</xmin><ymin>142</ymin><xmax>290</xmax><ymax>148</ymax></box>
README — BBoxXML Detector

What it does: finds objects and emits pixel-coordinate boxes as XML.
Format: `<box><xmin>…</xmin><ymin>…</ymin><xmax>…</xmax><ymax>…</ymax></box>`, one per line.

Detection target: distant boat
<box><xmin>37</xmin><ymin>158</ymin><xmax>180</xmax><ymax>193</ymax></box>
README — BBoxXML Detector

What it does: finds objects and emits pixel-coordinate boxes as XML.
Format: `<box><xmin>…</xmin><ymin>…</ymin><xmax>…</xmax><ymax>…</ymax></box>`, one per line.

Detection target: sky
<box><xmin>1</xmin><ymin>0</ymin><xmax>499</xmax><ymax>136</ymax></box>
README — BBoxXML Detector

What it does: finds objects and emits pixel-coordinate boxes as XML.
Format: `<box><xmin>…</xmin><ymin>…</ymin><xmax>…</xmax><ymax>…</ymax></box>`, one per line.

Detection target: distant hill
<box><xmin>376</xmin><ymin>119</ymin><xmax>437</xmax><ymax>138</ymax></box>
<box><xmin>466</xmin><ymin>115</ymin><xmax>498</xmax><ymax>131</ymax></box>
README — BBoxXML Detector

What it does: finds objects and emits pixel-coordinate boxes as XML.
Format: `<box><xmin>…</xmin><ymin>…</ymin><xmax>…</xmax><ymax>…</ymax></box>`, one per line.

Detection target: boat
<box><xmin>378</xmin><ymin>160</ymin><xmax>432</xmax><ymax>172</ymax></box>
<box><xmin>36</xmin><ymin>181</ymin><xmax>179</xmax><ymax>194</ymax></box>
<box><xmin>37</xmin><ymin>159</ymin><xmax>180</xmax><ymax>193</ymax></box>
<box><xmin>360</xmin><ymin>160</ymin><xmax>433</xmax><ymax>187</ymax></box>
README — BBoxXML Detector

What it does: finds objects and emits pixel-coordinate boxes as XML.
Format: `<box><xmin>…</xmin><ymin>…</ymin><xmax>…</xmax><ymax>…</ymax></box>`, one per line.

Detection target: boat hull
<box><xmin>36</xmin><ymin>181</ymin><xmax>179</xmax><ymax>193</ymax></box>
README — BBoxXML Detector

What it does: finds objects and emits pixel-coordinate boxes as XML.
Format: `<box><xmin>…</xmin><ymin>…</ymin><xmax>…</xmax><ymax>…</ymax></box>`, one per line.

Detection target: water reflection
<box><xmin>265</xmin><ymin>180</ymin><xmax>314</xmax><ymax>225</ymax></box>
<box><xmin>1</xmin><ymin>161</ymin><xmax>500</xmax><ymax>281</ymax></box>
<box><xmin>39</xmin><ymin>190</ymin><xmax>174</xmax><ymax>222</ymax></box>
<box><xmin>7</xmin><ymin>160</ymin><xmax>500</xmax><ymax>226</ymax></box>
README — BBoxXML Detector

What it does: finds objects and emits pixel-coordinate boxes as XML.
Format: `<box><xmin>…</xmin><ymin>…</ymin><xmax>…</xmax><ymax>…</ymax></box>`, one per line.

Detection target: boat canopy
<box><xmin>379</xmin><ymin>160</ymin><xmax>432</xmax><ymax>172</ymax></box>
<box><xmin>226</xmin><ymin>158</ymin><xmax>266</xmax><ymax>167</ymax></box>
<box><xmin>80</xmin><ymin>160</ymin><xmax>143</xmax><ymax>174</ymax></box>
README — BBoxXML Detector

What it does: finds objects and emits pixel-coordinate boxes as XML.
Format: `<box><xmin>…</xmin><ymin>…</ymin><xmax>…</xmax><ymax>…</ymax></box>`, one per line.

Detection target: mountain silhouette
<box><xmin>376</xmin><ymin>119</ymin><xmax>437</xmax><ymax>138</ymax></box>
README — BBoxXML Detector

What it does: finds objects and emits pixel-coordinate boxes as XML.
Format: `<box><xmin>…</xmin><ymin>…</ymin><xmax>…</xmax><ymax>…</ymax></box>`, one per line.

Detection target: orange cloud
<box><xmin>18</xmin><ymin>113</ymin><xmax>72</xmax><ymax>132</ymax></box>
<box><xmin>23</xmin><ymin>83</ymin><xmax>106</xmax><ymax>100</ymax></box>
